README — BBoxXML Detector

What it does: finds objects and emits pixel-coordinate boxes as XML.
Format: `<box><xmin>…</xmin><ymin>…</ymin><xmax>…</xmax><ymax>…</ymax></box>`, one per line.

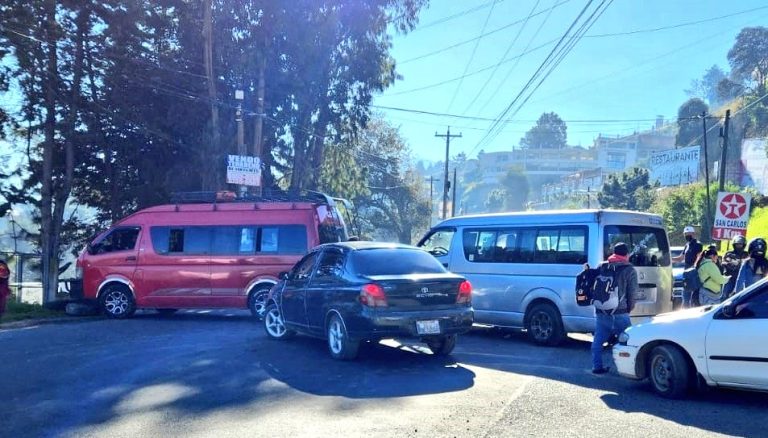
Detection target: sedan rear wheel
<box><xmin>427</xmin><ymin>335</ymin><xmax>457</xmax><ymax>356</ymax></box>
<box><xmin>648</xmin><ymin>345</ymin><xmax>690</xmax><ymax>399</ymax></box>
<box><xmin>327</xmin><ymin>314</ymin><xmax>359</xmax><ymax>360</ymax></box>
<box><xmin>264</xmin><ymin>304</ymin><xmax>294</xmax><ymax>340</ymax></box>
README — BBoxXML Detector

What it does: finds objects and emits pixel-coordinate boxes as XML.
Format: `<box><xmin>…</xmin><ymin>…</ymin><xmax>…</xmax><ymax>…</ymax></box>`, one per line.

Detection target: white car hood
<box><xmin>647</xmin><ymin>306</ymin><xmax>712</xmax><ymax>324</ymax></box>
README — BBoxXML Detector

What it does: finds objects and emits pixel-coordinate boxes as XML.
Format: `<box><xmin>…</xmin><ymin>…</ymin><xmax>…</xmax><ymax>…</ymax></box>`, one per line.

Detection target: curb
<box><xmin>0</xmin><ymin>315</ymin><xmax>103</xmax><ymax>330</ymax></box>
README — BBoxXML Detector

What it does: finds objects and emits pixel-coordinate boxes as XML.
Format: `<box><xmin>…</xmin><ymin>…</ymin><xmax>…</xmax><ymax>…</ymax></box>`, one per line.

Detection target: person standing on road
<box><xmin>722</xmin><ymin>235</ymin><xmax>749</xmax><ymax>300</ymax></box>
<box><xmin>591</xmin><ymin>242</ymin><xmax>637</xmax><ymax>375</ymax></box>
<box><xmin>671</xmin><ymin>226</ymin><xmax>703</xmax><ymax>307</ymax></box>
<box><xmin>734</xmin><ymin>238</ymin><xmax>768</xmax><ymax>293</ymax></box>
<box><xmin>0</xmin><ymin>259</ymin><xmax>10</xmax><ymax>319</ymax></box>
<box><xmin>695</xmin><ymin>247</ymin><xmax>729</xmax><ymax>305</ymax></box>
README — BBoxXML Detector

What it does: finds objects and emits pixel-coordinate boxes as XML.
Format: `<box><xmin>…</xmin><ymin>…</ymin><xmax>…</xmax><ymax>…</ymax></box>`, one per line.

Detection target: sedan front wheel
<box><xmin>264</xmin><ymin>304</ymin><xmax>294</xmax><ymax>340</ymax></box>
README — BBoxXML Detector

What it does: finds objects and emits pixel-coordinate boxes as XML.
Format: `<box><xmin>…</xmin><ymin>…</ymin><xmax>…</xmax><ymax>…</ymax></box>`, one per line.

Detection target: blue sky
<box><xmin>374</xmin><ymin>0</ymin><xmax>768</xmax><ymax>162</ymax></box>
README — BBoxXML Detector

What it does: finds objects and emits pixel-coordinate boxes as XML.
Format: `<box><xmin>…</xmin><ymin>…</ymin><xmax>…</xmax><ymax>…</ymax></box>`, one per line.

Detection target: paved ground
<box><xmin>2</xmin><ymin>310</ymin><xmax>767</xmax><ymax>438</ymax></box>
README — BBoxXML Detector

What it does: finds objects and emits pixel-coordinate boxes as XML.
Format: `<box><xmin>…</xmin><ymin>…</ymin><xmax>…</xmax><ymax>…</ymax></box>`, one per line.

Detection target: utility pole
<box><xmin>435</xmin><ymin>127</ymin><xmax>462</xmax><ymax>220</ymax></box>
<box><xmin>428</xmin><ymin>176</ymin><xmax>434</xmax><ymax>226</ymax></box>
<box><xmin>451</xmin><ymin>168</ymin><xmax>457</xmax><ymax>217</ymax></box>
<box><xmin>719</xmin><ymin>109</ymin><xmax>731</xmax><ymax>192</ymax></box>
<box><xmin>701</xmin><ymin>112</ymin><xmax>712</xmax><ymax>233</ymax></box>
<box><xmin>235</xmin><ymin>90</ymin><xmax>246</xmax><ymax>196</ymax></box>
<box><xmin>253</xmin><ymin>54</ymin><xmax>267</xmax><ymax>197</ymax></box>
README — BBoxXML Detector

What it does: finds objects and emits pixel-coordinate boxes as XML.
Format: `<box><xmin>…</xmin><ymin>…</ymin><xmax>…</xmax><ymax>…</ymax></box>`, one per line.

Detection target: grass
<box><xmin>2</xmin><ymin>297</ymin><xmax>65</xmax><ymax>323</ymax></box>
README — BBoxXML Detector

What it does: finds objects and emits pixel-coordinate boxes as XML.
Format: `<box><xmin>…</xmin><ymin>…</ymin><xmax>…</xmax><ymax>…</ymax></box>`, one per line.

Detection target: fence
<box><xmin>1</xmin><ymin>252</ymin><xmax>44</xmax><ymax>304</ymax></box>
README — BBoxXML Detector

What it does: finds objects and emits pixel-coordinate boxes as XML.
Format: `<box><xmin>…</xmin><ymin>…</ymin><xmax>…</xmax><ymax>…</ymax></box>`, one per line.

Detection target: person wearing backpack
<box><xmin>734</xmin><ymin>238</ymin><xmax>768</xmax><ymax>293</ymax></box>
<box><xmin>672</xmin><ymin>226</ymin><xmax>703</xmax><ymax>308</ymax></box>
<box><xmin>696</xmin><ymin>247</ymin><xmax>729</xmax><ymax>305</ymax></box>
<box><xmin>591</xmin><ymin>242</ymin><xmax>637</xmax><ymax>375</ymax></box>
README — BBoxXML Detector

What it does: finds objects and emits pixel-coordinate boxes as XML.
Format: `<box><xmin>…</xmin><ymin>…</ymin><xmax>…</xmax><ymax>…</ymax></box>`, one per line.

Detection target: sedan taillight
<box><xmin>359</xmin><ymin>283</ymin><xmax>387</xmax><ymax>307</ymax></box>
<box><xmin>457</xmin><ymin>280</ymin><xmax>472</xmax><ymax>304</ymax></box>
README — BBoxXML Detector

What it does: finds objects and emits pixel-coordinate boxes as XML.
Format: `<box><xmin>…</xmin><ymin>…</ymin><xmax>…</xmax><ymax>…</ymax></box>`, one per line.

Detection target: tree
<box><xmin>675</xmin><ymin>98</ymin><xmax>709</xmax><ymax>147</ymax></box>
<box><xmin>520</xmin><ymin>112</ymin><xmax>567</xmax><ymax>149</ymax></box>
<box><xmin>728</xmin><ymin>27</ymin><xmax>768</xmax><ymax>96</ymax></box>
<box><xmin>686</xmin><ymin>65</ymin><xmax>728</xmax><ymax>106</ymax></box>
<box><xmin>597</xmin><ymin>168</ymin><xmax>656</xmax><ymax>211</ymax></box>
<box><xmin>499</xmin><ymin>168</ymin><xmax>529</xmax><ymax>211</ymax></box>
<box><xmin>716</xmin><ymin>77</ymin><xmax>745</xmax><ymax>104</ymax></box>
<box><xmin>325</xmin><ymin>118</ymin><xmax>429</xmax><ymax>244</ymax></box>
<box><xmin>484</xmin><ymin>189</ymin><xmax>506</xmax><ymax>213</ymax></box>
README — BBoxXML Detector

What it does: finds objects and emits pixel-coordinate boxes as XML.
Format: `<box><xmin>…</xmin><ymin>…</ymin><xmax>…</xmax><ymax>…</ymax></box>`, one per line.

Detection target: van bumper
<box><xmin>350</xmin><ymin>307</ymin><xmax>474</xmax><ymax>339</ymax></box>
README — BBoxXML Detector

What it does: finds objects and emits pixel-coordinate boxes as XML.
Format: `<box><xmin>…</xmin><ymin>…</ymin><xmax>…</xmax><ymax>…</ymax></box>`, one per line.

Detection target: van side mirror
<box><xmin>279</xmin><ymin>271</ymin><xmax>289</xmax><ymax>280</ymax></box>
<box><xmin>721</xmin><ymin>303</ymin><xmax>736</xmax><ymax>319</ymax></box>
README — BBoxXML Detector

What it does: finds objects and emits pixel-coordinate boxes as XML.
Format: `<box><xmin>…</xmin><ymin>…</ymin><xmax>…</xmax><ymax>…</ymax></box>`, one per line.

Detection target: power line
<box><xmin>471</xmin><ymin>0</ymin><xmax>611</xmax><ymax>155</ymax></box>
<box><xmin>462</xmin><ymin>0</ymin><xmax>545</xmax><ymax>115</ymax></box>
<box><xmin>445</xmin><ymin>0</ymin><xmax>499</xmax><ymax>112</ymax></box>
<box><xmin>399</xmin><ymin>0</ymin><xmax>572</xmax><ymax>64</ymax></box>
<box><xmin>412</xmin><ymin>0</ymin><xmax>507</xmax><ymax>32</ymax></box>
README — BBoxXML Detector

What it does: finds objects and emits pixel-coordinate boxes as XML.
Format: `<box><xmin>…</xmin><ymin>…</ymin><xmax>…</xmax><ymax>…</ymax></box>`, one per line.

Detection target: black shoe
<box><xmin>592</xmin><ymin>367</ymin><xmax>610</xmax><ymax>375</ymax></box>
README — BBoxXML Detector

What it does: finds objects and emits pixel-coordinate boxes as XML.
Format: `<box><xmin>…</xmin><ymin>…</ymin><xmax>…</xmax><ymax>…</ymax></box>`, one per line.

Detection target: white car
<box><xmin>613</xmin><ymin>278</ymin><xmax>768</xmax><ymax>398</ymax></box>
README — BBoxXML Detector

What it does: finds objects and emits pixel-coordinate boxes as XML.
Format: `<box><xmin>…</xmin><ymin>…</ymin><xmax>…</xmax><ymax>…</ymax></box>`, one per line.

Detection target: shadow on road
<box><xmin>458</xmin><ymin>327</ymin><xmax>768</xmax><ymax>437</ymax></box>
<box><xmin>258</xmin><ymin>335</ymin><xmax>476</xmax><ymax>398</ymax></box>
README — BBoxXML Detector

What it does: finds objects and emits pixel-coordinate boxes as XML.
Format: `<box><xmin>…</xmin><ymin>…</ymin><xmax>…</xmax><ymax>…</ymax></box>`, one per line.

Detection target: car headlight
<box><xmin>618</xmin><ymin>331</ymin><xmax>630</xmax><ymax>345</ymax></box>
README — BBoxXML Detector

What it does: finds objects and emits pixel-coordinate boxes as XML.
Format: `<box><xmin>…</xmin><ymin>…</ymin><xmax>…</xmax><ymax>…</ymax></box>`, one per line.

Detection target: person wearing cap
<box><xmin>591</xmin><ymin>242</ymin><xmax>637</xmax><ymax>375</ymax></box>
<box><xmin>672</xmin><ymin>226</ymin><xmax>703</xmax><ymax>307</ymax></box>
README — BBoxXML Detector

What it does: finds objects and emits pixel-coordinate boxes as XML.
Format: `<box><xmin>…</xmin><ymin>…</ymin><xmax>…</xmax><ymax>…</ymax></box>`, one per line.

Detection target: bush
<box><xmin>2</xmin><ymin>296</ymin><xmax>63</xmax><ymax>322</ymax></box>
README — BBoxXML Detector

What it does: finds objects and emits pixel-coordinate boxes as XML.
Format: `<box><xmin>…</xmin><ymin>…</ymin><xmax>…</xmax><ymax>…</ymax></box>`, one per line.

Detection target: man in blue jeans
<box><xmin>591</xmin><ymin>242</ymin><xmax>638</xmax><ymax>374</ymax></box>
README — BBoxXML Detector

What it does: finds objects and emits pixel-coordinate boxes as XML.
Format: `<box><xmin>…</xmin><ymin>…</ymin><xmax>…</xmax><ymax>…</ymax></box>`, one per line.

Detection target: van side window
<box><xmin>462</xmin><ymin>226</ymin><xmax>587</xmax><ymax>264</ymax></box>
<box><xmin>212</xmin><ymin>226</ymin><xmax>256</xmax><ymax>255</ymax></box>
<box><xmin>169</xmin><ymin>229</ymin><xmax>184</xmax><ymax>253</ymax></box>
<box><xmin>419</xmin><ymin>228</ymin><xmax>456</xmax><ymax>257</ymax></box>
<box><xmin>183</xmin><ymin>227</ymin><xmax>212</xmax><ymax>254</ymax></box>
<box><xmin>89</xmin><ymin>227</ymin><xmax>140</xmax><ymax>255</ymax></box>
<box><xmin>258</xmin><ymin>225</ymin><xmax>307</xmax><ymax>254</ymax></box>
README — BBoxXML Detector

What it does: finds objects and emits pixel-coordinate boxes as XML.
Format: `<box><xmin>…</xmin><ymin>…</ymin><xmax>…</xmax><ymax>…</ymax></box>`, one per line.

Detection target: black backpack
<box><xmin>575</xmin><ymin>264</ymin><xmax>627</xmax><ymax>312</ymax></box>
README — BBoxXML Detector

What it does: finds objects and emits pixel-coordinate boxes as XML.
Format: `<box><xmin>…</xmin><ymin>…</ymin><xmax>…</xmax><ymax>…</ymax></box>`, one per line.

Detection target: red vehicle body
<box><xmin>74</xmin><ymin>192</ymin><xmax>353</xmax><ymax>319</ymax></box>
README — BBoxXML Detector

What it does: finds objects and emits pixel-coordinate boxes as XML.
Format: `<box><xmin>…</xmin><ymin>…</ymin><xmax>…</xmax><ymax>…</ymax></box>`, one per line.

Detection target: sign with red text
<box><xmin>712</xmin><ymin>191</ymin><xmax>751</xmax><ymax>240</ymax></box>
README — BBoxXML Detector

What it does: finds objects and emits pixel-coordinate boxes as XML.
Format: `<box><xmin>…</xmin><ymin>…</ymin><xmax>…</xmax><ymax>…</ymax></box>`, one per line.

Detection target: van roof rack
<box><xmin>169</xmin><ymin>190</ymin><xmax>335</xmax><ymax>205</ymax></box>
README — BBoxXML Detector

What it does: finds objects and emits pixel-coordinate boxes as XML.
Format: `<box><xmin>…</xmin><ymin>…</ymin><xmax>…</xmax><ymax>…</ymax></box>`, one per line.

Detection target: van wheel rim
<box><xmin>265</xmin><ymin>308</ymin><xmax>286</xmax><ymax>337</ymax></box>
<box><xmin>531</xmin><ymin>312</ymin><xmax>553</xmax><ymax>340</ymax></box>
<box><xmin>328</xmin><ymin>319</ymin><xmax>343</xmax><ymax>354</ymax></box>
<box><xmin>105</xmin><ymin>291</ymin><xmax>129</xmax><ymax>315</ymax></box>
<box><xmin>252</xmin><ymin>292</ymin><xmax>267</xmax><ymax>315</ymax></box>
<box><xmin>651</xmin><ymin>355</ymin><xmax>672</xmax><ymax>392</ymax></box>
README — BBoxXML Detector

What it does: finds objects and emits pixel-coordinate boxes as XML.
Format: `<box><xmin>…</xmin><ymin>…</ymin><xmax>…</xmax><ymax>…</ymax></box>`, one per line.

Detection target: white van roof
<box><xmin>434</xmin><ymin>209</ymin><xmax>664</xmax><ymax>228</ymax></box>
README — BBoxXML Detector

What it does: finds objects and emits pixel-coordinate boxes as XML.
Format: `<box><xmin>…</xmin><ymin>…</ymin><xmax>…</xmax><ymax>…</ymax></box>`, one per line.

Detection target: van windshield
<box><xmin>604</xmin><ymin>225</ymin><xmax>670</xmax><ymax>267</ymax></box>
<box><xmin>418</xmin><ymin>228</ymin><xmax>456</xmax><ymax>257</ymax></box>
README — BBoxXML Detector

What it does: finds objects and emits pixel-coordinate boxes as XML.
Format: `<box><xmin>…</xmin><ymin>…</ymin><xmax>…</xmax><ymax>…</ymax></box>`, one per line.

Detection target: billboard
<box><xmin>649</xmin><ymin>145</ymin><xmax>700</xmax><ymax>186</ymax></box>
<box><xmin>711</xmin><ymin>191</ymin><xmax>751</xmax><ymax>241</ymax></box>
<box><xmin>740</xmin><ymin>138</ymin><xmax>768</xmax><ymax>194</ymax></box>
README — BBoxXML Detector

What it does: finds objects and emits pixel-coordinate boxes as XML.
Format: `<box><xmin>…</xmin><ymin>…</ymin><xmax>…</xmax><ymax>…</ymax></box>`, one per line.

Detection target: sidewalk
<box><xmin>0</xmin><ymin>314</ymin><xmax>102</xmax><ymax>330</ymax></box>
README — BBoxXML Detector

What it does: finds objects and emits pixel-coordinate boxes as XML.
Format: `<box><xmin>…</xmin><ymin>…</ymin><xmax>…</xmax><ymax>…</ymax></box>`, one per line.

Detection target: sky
<box><xmin>374</xmin><ymin>0</ymin><xmax>768</xmax><ymax>163</ymax></box>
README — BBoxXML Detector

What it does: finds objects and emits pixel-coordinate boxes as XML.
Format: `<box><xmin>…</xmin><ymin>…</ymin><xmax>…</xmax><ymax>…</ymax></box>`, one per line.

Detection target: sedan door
<box><xmin>281</xmin><ymin>252</ymin><xmax>319</xmax><ymax>329</ymax></box>
<box><xmin>305</xmin><ymin>248</ymin><xmax>347</xmax><ymax>334</ymax></box>
<box><xmin>705</xmin><ymin>286</ymin><xmax>768</xmax><ymax>389</ymax></box>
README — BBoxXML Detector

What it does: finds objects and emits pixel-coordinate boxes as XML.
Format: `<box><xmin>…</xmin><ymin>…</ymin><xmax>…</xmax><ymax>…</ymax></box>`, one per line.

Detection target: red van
<box><xmin>73</xmin><ymin>191</ymin><xmax>354</xmax><ymax>319</ymax></box>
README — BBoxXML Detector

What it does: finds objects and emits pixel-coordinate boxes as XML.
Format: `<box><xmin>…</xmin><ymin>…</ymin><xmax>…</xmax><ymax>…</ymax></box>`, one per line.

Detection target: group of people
<box><xmin>674</xmin><ymin>226</ymin><xmax>767</xmax><ymax>308</ymax></box>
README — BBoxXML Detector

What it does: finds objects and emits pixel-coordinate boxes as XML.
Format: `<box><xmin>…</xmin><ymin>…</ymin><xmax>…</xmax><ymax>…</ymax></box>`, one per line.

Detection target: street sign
<box><xmin>226</xmin><ymin>154</ymin><xmax>262</xmax><ymax>187</ymax></box>
<box><xmin>711</xmin><ymin>191</ymin><xmax>751</xmax><ymax>240</ymax></box>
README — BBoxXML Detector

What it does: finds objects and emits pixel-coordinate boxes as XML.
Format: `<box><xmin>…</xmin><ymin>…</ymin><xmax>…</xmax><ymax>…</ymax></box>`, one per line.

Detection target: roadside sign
<box><xmin>227</xmin><ymin>154</ymin><xmax>262</xmax><ymax>187</ymax></box>
<box><xmin>711</xmin><ymin>191</ymin><xmax>751</xmax><ymax>240</ymax></box>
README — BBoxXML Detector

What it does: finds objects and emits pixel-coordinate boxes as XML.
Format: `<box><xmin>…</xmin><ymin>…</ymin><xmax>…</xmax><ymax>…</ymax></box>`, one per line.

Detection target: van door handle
<box><xmin>125</xmin><ymin>256</ymin><xmax>137</xmax><ymax>261</ymax></box>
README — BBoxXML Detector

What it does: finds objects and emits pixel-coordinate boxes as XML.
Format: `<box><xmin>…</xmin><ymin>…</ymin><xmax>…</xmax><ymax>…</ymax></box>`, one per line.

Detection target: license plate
<box><xmin>416</xmin><ymin>320</ymin><xmax>440</xmax><ymax>335</ymax></box>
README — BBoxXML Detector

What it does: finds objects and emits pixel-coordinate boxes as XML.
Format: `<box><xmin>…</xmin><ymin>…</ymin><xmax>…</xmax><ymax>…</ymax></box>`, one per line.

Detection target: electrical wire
<box><xmin>445</xmin><ymin>0</ymin><xmax>498</xmax><ymax>112</ymax></box>
<box><xmin>412</xmin><ymin>0</ymin><xmax>507</xmax><ymax>32</ymax></box>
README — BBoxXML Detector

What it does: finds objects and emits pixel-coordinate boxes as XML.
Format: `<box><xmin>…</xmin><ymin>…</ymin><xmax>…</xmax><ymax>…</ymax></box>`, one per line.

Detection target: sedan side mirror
<box><xmin>278</xmin><ymin>271</ymin><xmax>289</xmax><ymax>280</ymax></box>
<box><xmin>721</xmin><ymin>303</ymin><xmax>736</xmax><ymax>319</ymax></box>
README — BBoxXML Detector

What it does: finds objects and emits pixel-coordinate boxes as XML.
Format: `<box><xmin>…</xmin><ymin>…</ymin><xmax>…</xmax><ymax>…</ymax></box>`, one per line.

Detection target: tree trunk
<box><xmin>202</xmin><ymin>0</ymin><xmax>221</xmax><ymax>191</ymax></box>
<box><xmin>40</xmin><ymin>0</ymin><xmax>58</xmax><ymax>303</ymax></box>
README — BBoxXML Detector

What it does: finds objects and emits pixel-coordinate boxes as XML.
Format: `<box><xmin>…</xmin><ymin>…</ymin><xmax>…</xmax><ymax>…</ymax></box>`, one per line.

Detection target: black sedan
<box><xmin>263</xmin><ymin>241</ymin><xmax>474</xmax><ymax>360</ymax></box>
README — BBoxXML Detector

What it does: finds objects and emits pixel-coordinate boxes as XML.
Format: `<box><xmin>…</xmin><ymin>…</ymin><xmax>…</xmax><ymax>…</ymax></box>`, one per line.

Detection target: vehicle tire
<box><xmin>263</xmin><ymin>303</ymin><xmax>294</xmax><ymax>340</ymax></box>
<box><xmin>525</xmin><ymin>303</ymin><xmax>565</xmax><ymax>346</ymax></box>
<box><xmin>248</xmin><ymin>286</ymin><xmax>271</xmax><ymax>319</ymax></box>
<box><xmin>648</xmin><ymin>345</ymin><xmax>691</xmax><ymax>399</ymax></box>
<box><xmin>427</xmin><ymin>335</ymin><xmax>457</xmax><ymax>356</ymax></box>
<box><xmin>327</xmin><ymin>313</ymin><xmax>359</xmax><ymax>360</ymax></box>
<box><xmin>157</xmin><ymin>308</ymin><xmax>178</xmax><ymax>316</ymax></box>
<box><xmin>99</xmin><ymin>284</ymin><xmax>136</xmax><ymax>319</ymax></box>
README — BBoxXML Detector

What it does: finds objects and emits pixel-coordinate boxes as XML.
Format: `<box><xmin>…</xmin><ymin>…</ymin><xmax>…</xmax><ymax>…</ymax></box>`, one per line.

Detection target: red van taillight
<box><xmin>359</xmin><ymin>284</ymin><xmax>387</xmax><ymax>307</ymax></box>
<box><xmin>457</xmin><ymin>280</ymin><xmax>472</xmax><ymax>304</ymax></box>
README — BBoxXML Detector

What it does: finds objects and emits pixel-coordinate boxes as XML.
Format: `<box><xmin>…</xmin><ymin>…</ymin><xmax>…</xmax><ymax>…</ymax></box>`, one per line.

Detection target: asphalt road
<box><xmin>2</xmin><ymin>310</ymin><xmax>767</xmax><ymax>438</ymax></box>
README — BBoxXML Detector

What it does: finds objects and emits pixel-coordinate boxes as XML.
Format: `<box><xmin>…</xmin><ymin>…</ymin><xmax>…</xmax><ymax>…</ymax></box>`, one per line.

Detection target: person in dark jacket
<box><xmin>591</xmin><ymin>242</ymin><xmax>637</xmax><ymax>375</ymax></box>
<box><xmin>672</xmin><ymin>226</ymin><xmax>703</xmax><ymax>308</ymax></box>
<box><xmin>722</xmin><ymin>235</ymin><xmax>748</xmax><ymax>299</ymax></box>
<box><xmin>734</xmin><ymin>238</ymin><xmax>768</xmax><ymax>293</ymax></box>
